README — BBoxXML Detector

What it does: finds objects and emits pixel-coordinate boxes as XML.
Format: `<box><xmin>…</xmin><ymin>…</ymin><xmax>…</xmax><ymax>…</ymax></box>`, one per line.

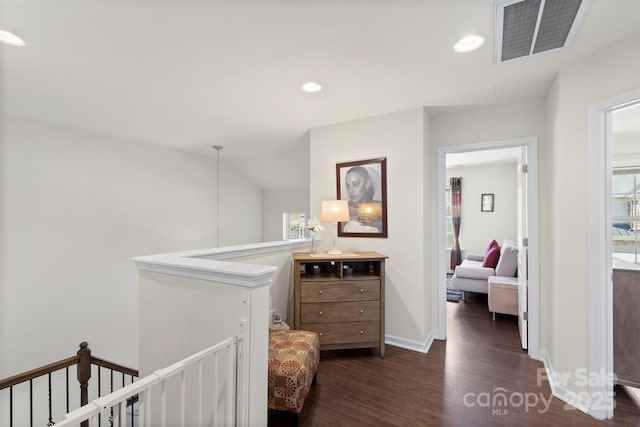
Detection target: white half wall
<box><xmin>223</xmin><ymin>247</ymin><xmax>300</xmax><ymax>326</ymax></box>
<box><xmin>446</xmin><ymin>163</ymin><xmax>518</xmax><ymax>254</ymax></box>
<box><xmin>0</xmin><ymin>116</ymin><xmax>263</xmax><ymax>377</ymax></box>
<box><xmin>309</xmin><ymin>108</ymin><xmax>430</xmax><ymax>346</ymax></box>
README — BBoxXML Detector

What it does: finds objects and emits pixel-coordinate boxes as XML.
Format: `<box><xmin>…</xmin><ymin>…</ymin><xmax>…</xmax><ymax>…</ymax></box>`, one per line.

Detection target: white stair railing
<box><xmin>55</xmin><ymin>336</ymin><xmax>239</xmax><ymax>427</ymax></box>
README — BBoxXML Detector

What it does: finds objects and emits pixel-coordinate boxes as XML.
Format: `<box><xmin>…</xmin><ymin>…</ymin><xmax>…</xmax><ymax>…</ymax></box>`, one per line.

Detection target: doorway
<box><xmin>587</xmin><ymin>89</ymin><xmax>640</xmax><ymax>420</ymax></box>
<box><xmin>436</xmin><ymin>137</ymin><xmax>540</xmax><ymax>360</ymax></box>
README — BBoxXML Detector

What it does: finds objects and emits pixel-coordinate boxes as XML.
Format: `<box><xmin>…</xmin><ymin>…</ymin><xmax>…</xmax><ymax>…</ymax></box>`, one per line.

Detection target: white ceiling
<box><xmin>1</xmin><ymin>0</ymin><xmax>639</xmax><ymax>168</ymax></box>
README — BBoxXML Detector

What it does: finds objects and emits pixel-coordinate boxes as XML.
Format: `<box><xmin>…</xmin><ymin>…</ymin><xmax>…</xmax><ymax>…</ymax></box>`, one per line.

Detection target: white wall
<box><xmin>233</xmin><ymin>132</ymin><xmax>310</xmax><ymax>191</ymax></box>
<box><xmin>543</xmin><ymin>34</ymin><xmax>640</xmax><ymax>396</ymax></box>
<box><xmin>310</xmin><ymin>108</ymin><xmax>430</xmax><ymax>347</ymax></box>
<box><xmin>0</xmin><ymin>116</ymin><xmax>263</xmax><ymax>377</ymax></box>
<box><xmin>262</xmin><ymin>188</ymin><xmax>309</xmax><ymax>242</ymax></box>
<box><xmin>446</xmin><ymin>163</ymin><xmax>518</xmax><ymax>254</ymax></box>
<box><xmin>430</xmin><ymin>102</ymin><xmax>546</xmax><ymax>147</ymax></box>
<box><xmin>234</xmin><ymin>133</ymin><xmax>310</xmax><ymax>242</ymax></box>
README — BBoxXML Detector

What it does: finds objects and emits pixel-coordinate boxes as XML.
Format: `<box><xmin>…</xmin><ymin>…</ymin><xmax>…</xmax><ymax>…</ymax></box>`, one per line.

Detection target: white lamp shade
<box><xmin>320</xmin><ymin>200</ymin><xmax>350</xmax><ymax>222</ymax></box>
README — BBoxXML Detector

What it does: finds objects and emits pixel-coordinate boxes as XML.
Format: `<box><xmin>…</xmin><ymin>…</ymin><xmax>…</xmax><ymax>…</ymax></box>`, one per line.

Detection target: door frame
<box><xmin>586</xmin><ymin>88</ymin><xmax>640</xmax><ymax>420</ymax></box>
<box><xmin>516</xmin><ymin>147</ymin><xmax>529</xmax><ymax>350</ymax></box>
<box><xmin>436</xmin><ymin>136</ymin><xmax>540</xmax><ymax>360</ymax></box>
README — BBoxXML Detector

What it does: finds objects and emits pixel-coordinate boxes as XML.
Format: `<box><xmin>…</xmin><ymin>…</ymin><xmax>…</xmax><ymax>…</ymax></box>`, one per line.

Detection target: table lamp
<box><xmin>320</xmin><ymin>200</ymin><xmax>350</xmax><ymax>255</ymax></box>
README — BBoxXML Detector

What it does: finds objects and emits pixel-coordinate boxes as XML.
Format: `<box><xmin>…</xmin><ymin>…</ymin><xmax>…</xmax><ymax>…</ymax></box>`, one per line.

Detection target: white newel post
<box><xmin>238</xmin><ymin>285</ymin><xmax>270</xmax><ymax>426</ymax></box>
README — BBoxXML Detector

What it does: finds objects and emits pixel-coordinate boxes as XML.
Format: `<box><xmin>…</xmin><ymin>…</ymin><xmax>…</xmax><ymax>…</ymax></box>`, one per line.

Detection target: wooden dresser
<box><xmin>293</xmin><ymin>251</ymin><xmax>387</xmax><ymax>358</ymax></box>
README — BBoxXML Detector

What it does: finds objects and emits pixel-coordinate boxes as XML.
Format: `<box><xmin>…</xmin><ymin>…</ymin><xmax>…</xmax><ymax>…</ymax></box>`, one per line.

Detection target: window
<box><xmin>612</xmin><ymin>169</ymin><xmax>640</xmax><ymax>264</ymax></box>
<box><xmin>445</xmin><ymin>186</ymin><xmax>454</xmax><ymax>248</ymax></box>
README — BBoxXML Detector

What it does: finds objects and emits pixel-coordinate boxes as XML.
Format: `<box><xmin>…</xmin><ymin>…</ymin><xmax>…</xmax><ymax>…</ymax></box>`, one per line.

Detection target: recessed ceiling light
<box><xmin>454</xmin><ymin>35</ymin><xmax>485</xmax><ymax>53</ymax></box>
<box><xmin>0</xmin><ymin>30</ymin><xmax>25</xmax><ymax>47</ymax></box>
<box><xmin>301</xmin><ymin>81</ymin><xmax>322</xmax><ymax>93</ymax></box>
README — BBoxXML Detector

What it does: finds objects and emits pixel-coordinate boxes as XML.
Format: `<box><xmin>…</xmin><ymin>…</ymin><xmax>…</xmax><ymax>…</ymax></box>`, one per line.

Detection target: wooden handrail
<box><xmin>1</xmin><ymin>341</ymin><xmax>139</xmax><ymax>427</ymax></box>
<box><xmin>0</xmin><ymin>342</ymin><xmax>138</xmax><ymax>390</ymax></box>
<box><xmin>0</xmin><ymin>355</ymin><xmax>79</xmax><ymax>390</ymax></box>
<box><xmin>91</xmin><ymin>356</ymin><xmax>139</xmax><ymax>377</ymax></box>
<box><xmin>0</xmin><ymin>343</ymin><xmax>139</xmax><ymax>390</ymax></box>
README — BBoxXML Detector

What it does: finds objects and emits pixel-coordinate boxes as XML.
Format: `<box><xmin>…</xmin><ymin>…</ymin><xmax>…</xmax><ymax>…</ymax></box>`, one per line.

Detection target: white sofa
<box><xmin>451</xmin><ymin>239</ymin><xmax>518</xmax><ymax>295</ymax></box>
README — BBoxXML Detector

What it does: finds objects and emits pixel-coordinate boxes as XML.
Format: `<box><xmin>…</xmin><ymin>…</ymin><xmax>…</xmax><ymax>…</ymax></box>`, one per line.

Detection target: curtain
<box><xmin>450</xmin><ymin>177</ymin><xmax>462</xmax><ymax>270</ymax></box>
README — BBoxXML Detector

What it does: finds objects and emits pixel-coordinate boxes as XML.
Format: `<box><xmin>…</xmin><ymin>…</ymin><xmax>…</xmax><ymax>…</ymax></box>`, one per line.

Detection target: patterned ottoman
<box><xmin>268</xmin><ymin>330</ymin><xmax>319</xmax><ymax>418</ymax></box>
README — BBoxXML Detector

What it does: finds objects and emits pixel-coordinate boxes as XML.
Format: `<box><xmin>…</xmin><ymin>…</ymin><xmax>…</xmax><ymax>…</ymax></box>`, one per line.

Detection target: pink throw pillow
<box><xmin>485</xmin><ymin>240</ymin><xmax>499</xmax><ymax>255</ymax></box>
<box><xmin>482</xmin><ymin>245</ymin><xmax>501</xmax><ymax>268</ymax></box>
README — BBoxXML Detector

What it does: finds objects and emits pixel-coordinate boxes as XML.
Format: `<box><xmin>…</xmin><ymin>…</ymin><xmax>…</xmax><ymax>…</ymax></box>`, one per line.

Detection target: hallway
<box><xmin>271</xmin><ymin>296</ymin><xmax>640</xmax><ymax>426</ymax></box>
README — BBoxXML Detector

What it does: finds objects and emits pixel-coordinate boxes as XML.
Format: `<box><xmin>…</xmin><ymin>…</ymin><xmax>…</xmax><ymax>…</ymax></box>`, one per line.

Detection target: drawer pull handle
<box><xmin>319</xmin><ymin>311</ymin><xmax>323</xmax><ymax>315</ymax></box>
<box><xmin>359</xmin><ymin>330</ymin><xmax>364</xmax><ymax>334</ymax></box>
<box><xmin>359</xmin><ymin>288</ymin><xmax>365</xmax><ymax>293</ymax></box>
<box><xmin>319</xmin><ymin>332</ymin><xmax>323</xmax><ymax>336</ymax></box>
<box><xmin>359</xmin><ymin>309</ymin><xmax>364</xmax><ymax>313</ymax></box>
<box><xmin>319</xmin><ymin>290</ymin><xmax>323</xmax><ymax>294</ymax></box>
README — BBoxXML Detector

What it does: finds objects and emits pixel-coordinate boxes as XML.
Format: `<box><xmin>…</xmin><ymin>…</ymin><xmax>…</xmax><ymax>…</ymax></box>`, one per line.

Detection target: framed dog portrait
<box><xmin>336</xmin><ymin>157</ymin><xmax>388</xmax><ymax>238</ymax></box>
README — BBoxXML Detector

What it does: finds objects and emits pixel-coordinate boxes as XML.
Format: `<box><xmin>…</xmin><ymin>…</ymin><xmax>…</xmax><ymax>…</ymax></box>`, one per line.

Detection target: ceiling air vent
<box><xmin>496</xmin><ymin>0</ymin><xmax>586</xmax><ymax>63</ymax></box>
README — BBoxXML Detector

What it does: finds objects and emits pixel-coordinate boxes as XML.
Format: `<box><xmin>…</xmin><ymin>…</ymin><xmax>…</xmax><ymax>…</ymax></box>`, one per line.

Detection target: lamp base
<box><xmin>327</xmin><ymin>249</ymin><xmax>343</xmax><ymax>255</ymax></box>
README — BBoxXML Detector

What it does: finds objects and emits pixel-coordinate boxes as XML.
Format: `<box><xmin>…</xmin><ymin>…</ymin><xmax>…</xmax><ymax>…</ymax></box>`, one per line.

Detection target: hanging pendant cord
<box><xmin>213</xmin><ymin>145</ymin><xmax>223</xmax><ymax>247</ymax></box>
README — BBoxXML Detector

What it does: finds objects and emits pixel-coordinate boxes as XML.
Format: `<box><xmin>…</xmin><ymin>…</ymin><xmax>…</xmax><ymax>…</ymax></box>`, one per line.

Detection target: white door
<box><xmin>517</xmin><ymin>147</ymin><xmax>529</xmax><ymax>350</ymax></box>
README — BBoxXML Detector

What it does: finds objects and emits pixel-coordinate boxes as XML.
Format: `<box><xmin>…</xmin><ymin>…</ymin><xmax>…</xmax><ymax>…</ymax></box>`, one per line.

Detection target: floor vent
<box><xmin>496</xmin><ymin>0</ymin><xmax>586</xmax><ymax>63</ymax></box>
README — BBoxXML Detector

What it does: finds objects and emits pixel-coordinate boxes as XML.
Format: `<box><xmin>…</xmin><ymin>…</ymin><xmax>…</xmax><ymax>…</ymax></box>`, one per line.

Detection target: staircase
<box><xmin>0</xmin><ymin>342</ymin><xmax>138</xmax><ymax>427</ymax></box>
<box><xmin>57</xmin><ymin>336</ymin><xmax>239</xmax><ymax>427</ymax></box>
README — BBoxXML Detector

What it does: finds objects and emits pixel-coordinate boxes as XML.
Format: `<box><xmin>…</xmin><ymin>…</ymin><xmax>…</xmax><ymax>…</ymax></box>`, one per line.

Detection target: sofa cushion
<box><xmin>495</xmin><ymin>242</ymin><xmax>518</xmax><ymax>277</ymax></box>
<box><xmin>466</xmin><ymin>253</ymin><xmax>485</xmax><ymax>262</ymax></box>
<box><xmin>451</xmin><ymin>275</ymin><xmax>491</xmax><ymax>294</ymax></box>
<box><xmin>454</xmin><ymin>260</ymin><xmax>496</xmax><ymax>280</ymax></box>
<box><xmin>482</xmin><ymin>245</ymin><xmax>501</xmax><ymax>268</ymax></box>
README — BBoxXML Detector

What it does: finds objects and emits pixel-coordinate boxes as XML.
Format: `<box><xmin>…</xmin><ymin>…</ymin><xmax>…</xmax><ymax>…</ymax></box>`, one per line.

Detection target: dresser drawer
<box><xmin>300</xmin><ymin>301</ymin><xmax>380</xmax><ymax>324</ymax></box>
<box><xmin>301</xmin><ymin>321</ymin><xmax>380</xmax><ymax>345</ymax></box>
<box><xmin>300</xmin><ymin>280</ymin><xmax>380</xmax><ymax>303</ymax></box>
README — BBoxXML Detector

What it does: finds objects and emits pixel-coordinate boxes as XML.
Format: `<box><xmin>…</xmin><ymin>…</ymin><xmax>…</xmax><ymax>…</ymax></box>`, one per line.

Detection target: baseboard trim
<box><xmin>385</xmin><ymin>331</ymin><xmax>435</xmax><ymax>354</ymax></box>
<box><xmin>540</xmin><ymin>351</ymin><xmax>593</xmax><ymax>417</ymax></box>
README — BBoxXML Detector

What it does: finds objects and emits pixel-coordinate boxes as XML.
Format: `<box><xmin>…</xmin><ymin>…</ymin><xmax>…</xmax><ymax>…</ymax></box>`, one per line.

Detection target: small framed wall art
<box><xmin>481</xmin><ymin>194</ymin><xmax>494</xmax><ymax>212</ymax></box>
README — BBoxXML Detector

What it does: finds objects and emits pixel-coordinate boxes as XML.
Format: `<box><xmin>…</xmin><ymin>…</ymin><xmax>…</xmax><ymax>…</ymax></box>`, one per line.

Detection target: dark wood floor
<box><xmin>270</xmin><ymin>295</ymin><xmax>640</xmax><ymax>426</ymax></box>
